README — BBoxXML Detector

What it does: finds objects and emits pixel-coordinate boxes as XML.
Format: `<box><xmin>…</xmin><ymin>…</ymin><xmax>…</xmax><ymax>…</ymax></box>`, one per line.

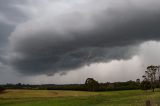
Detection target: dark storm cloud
<box><xmin>0</xmin><ymin>0</ymin><xmax>27</xmax><ymax>34</ymax></box>
<box><xmin>9</xmin><ymin>0</ymin><xmax>160</xmax><ymax>75</ymax></box>
<box><xmin>0</xmin><ymin>0</ymin><xmax>31</xmax><ymax>48</ymax></box>
<box><xmin>0</xmin><ymin>23</ymin><xmax>14</xmax><ymax>45</ymax></box>
<box><xmin>0</xmin><ymin>0</ymin><xmax>33</xmax><ymax>80</ymax></box>
<box><xmin>10</xmin><ymin>46</ymin><xmax>137</xmax><ymax>75</ymax></box>
<box><xmin>0</xmin><ymin>0</ymin><xmax>27</xmax><ymax>45</ymax></box>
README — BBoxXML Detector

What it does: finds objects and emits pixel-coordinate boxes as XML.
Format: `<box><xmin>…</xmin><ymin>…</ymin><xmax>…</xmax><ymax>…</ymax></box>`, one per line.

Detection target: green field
<box><xmin>0</xmin><ymin>89</ymin><xmax>160</xmax><ymax>106</ymax></box>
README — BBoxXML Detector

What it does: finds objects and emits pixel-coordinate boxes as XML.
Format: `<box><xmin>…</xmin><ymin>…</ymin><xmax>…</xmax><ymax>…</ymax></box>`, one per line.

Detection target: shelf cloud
<box><xmin>4</xmin><ymin>0</ymin><xmax>160</xmax><ymax>76</ymax></box>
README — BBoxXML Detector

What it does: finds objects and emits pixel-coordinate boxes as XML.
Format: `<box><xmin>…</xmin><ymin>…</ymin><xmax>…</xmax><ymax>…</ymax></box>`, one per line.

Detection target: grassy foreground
<box><xmin>0</xmin><ymin>89</ymin><xmax>160</xmax><ymax>106</ymax></box>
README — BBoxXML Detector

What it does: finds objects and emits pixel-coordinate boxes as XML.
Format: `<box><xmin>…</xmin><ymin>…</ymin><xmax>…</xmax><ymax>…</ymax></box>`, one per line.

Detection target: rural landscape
<box><xmin>1</xmin><ymin>65</ymin><xmax>160</xmax><ymax>106</ymax></box>
<box><xmin>1</xmin><ymin>0</ymin><xmax>160</xmax><ymax>106</ymax></box>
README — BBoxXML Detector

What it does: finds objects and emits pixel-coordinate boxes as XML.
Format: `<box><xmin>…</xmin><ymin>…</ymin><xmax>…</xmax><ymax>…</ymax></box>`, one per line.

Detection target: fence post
<box><xmin>146</xmin><ymin>100</ymin><xmax>151</xmax><ymax>106</ymax></box>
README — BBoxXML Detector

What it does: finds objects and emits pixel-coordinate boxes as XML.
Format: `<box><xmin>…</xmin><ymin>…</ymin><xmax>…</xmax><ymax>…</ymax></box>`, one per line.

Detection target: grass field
<box><xmin>0</xmin><ymin>89</ymin><xmax>160</xmax><ymax>106</ymax></box>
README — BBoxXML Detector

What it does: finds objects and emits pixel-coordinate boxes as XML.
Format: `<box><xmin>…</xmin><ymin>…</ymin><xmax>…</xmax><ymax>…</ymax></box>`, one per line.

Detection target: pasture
<box><xmin>0</xmin><ymin>89</ymin><xmax>160</xmax><ymax>106</ymax></box>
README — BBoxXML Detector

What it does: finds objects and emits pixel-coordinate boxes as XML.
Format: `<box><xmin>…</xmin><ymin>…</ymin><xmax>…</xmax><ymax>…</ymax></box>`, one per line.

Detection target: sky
<box><xmin>0</xmin><ymin>0</ymin><xmax>160</xmax><ymax>84</ymax></box>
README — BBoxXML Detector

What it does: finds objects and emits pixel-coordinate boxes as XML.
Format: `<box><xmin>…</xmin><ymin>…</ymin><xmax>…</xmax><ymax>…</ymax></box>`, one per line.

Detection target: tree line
<box><xmin>0</xmin><ymin>80</ymin><xmax>141</xmax><ymax>92</ymax></box>
<box><xmin>0</xmin><ymin>65</ymin><xmax>160</xmax><ymax>92</ymax></box>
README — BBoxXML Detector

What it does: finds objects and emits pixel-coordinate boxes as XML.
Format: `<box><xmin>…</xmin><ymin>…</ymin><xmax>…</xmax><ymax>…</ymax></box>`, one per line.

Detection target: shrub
<box><xmin>140</xmin><ymin>80</ymin><xmax>151</xmax><ymax>90</ymax></box>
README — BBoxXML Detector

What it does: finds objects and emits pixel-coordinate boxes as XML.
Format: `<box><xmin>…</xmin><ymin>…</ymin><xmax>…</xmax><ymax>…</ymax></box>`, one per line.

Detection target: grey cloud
<box><xmin>11</xmin><ymin>46</ymin><xmax>136</xmax><ymax>75</ymax></box>
<box><xmin>9</xmin><ymin>0</ymin><xmax>160</xmax><ymax>75</ymax></box>
<box><xmin>0</xmin><ymin>23</ymin><xmax>14</xmax><ymax>46</ymax></box>
<box><xmin>0</xmin><ymin>0</ymin><xmax>30</xmax><ymax>25</ymax></box>
<box><xmin>0</xmin><ymin>0</ymin><xmax>30</xmax><ymax>60</ymax></box>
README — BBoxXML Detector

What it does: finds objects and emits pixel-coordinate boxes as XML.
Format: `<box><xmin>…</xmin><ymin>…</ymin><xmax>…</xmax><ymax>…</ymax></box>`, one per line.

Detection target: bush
<box><xmin>140</xmin><ymin>80</ymin><xmax>151</xmax><ymax>90</ymax></box>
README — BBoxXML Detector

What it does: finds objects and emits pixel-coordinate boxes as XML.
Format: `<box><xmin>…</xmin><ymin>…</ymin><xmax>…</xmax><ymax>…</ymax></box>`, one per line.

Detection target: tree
<box><xmin>140</xmin><ymin>80</ymin><xmax>151</xmax><ymax>90</ymax></box>
<box><xmin>142</xmin><ymin>65</ymin><xmax>158</xmax><ymax>92</ymax></box>
<box><xmin>157</xmin><ymin>66</ymin><xmax>160</xmax><ymax>86</ymax></box>
<box><xmin>85</xmin><ymin>78</ymin><xmax>99</xmax><ymax>91</ymax></box>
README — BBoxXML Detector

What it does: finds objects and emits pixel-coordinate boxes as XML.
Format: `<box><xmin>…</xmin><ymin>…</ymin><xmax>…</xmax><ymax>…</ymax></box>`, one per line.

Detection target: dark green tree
<box><xmin>142</xmin><ymin>65</ymin><xmax>158</xmax><ymax>92</ymax></box>
<box><xmin>85</xmin><ymin>78</ymin><xmax>99</xmax><ymax>91</ymax></box>
<box><xmin>146</xmin><ymin>65</ymin><xmax>158</xmax><ymax>92</ymax></box>
<box><xmin>140</xmin><ymin>80</ymin><xmax>151</xmax><ymax>90</ymax></box>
